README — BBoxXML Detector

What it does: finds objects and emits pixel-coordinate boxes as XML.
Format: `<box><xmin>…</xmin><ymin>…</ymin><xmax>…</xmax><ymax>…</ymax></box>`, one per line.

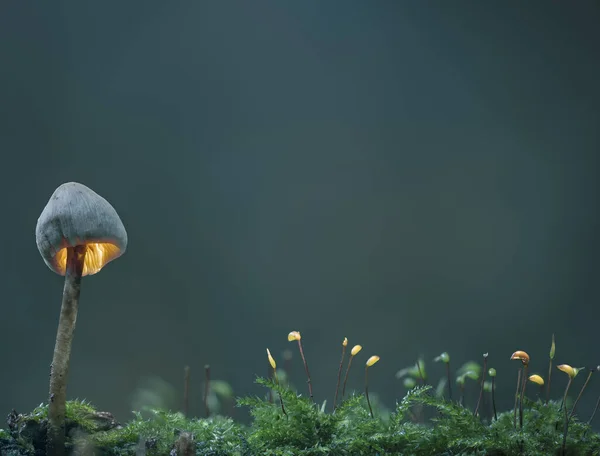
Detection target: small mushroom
<box><xmin>36</xmin><ymin>182</ymin><xmax>127</xmax><ymax>456</ymax></box>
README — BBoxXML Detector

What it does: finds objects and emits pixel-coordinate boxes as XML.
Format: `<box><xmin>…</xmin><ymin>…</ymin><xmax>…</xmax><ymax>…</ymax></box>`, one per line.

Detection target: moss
<box><xmin>3</xmin><ymin>367</ymin><xmax>600</xmax><ymax>455</ymax></box>
<box><xmin>88</xmin><ymin>410</ymin><xmax>244</xmax><ymax>455</ymax></box>
<box><xmin>28</xmin><ymin>399</ymin><xmax>102</xmax><ymax>433</ymax></box>
<box><xmin>3</xmin><ymin>385</ymin><xmax>600</xmax><ymax>455</ymax></box>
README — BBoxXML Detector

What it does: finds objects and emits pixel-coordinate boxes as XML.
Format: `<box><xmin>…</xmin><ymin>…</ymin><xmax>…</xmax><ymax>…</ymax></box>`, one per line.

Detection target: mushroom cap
<box><xmin>36</xmin><ymin>182</ymin><xmax>128</xmax><ymax>276</ymax></box>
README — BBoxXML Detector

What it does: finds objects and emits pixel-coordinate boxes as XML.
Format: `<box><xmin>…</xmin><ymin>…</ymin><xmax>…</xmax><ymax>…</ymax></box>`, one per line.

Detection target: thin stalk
<box><xmin>547</xmin><ymin>359</ymin><xmax>553</xmax><ymax>405</ymax></box>
<box><xmin>365</xmin><ymin>366</ymin><xmax>374</xmax><ymax>418</ymax></box>
<box><xmin>273</xmin><ymin>367</ymin><xmax>287</xmax><ymax>417</ymax></box>
<box><xmin>204</xmin><ymin>364</ymin><xmax>210</xmax><ymax>418</ymax></box>
<box><xmin>491</xmin><ymin>376</ymin><xmax>498</xmax><ymax>421</ymax></box>
<box><xmin>47</xmin><ymin>245</ymin><xmax>86</xmax><ymax>456</ymax></box>
<box><xmin>569</xmin><ymin>370</ymin><xmax>593</xmax><ymax>421</ymax></box>
<box><xmin>513</xmin><ymin>367</ymin><xmax>521</xmax><ymax>429</ymax></box>
<box><xmin>546</xmin><ymin>333</ymin><xmax>555</xmax><ymax>405</ymax></box>
<box><xmin>562</xmin><ymin>377</ymin><xmax>574</xmax><ymax>455</ymax></box>
<box><xmin>519</xmin><ymin>364</ymin><xmax>529</xmax><ymax>429</ymax></box>
<box><xmin>588</xmin><ymin>394</ymin><xmax>600</xmax><ymax>427</ymax></box>
<box><xmin>333</xmin><ymin>343</ymin><xmax>347</xmax><ymax>411</ymax></box>
<box><xmin>267</xmin><ymin>361</ymin><xmax>273</xmax><ymax>403</ymax></box>
<box><xmin>183</xmin><ymin>366</ymin><xmax>190</xmax><ymax>417</ymax></box>
<box><xmin>474</xmin><ymin>354</ymin><xmax>488</xmax><ymax>417</ymax></box>
<box><xmin>296</xmin><ymin>340</ymin><xmax>313</xmax><ymax>401</ymax></box>
<box><xmin>342</xmin><ymin>355</ymin><xmax>355</xmax><ymax>398</ymax></box>
<box><xmin>446</xmin><ymin>362</ymin><xmax>452</xmax><ymax>401</ymax></box>
<box><xmin>416</xmin><ymin>360</ymin><xmax>426</xmax><ymax>385</ymax></box>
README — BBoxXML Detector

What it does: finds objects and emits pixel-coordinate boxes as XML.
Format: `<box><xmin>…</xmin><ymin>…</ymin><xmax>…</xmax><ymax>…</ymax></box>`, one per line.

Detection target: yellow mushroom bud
<box><xmin>366</xmin><ymin>355</ymin><xmax>380</xmax><ymax>367</ymax></box>
<box><xmin>342</xmin><ymin>337</ymin><xmax>348</xmax><ymax>347</ymax></box>
<box><xmin>266</xmin><ymin>348</ymin><xmax>276</xmax><ymax>370</ymax></box>
<box><xmin>351</xmin><ymin>345</ymin><xmax>362</xmax><ymax>356</ymax></box>
<box><xmin>528</xmin><ymin>374</ymin><xmax>544</xmax><ymax>386</ymax></box>
<box><xmin>288</xmin><ymin>331</ymin><xmax>301</xmax><ymax>342</ymax></box>
<box><xmin>510</xmin><ymin>350</ymin><xmax>530</xmax><ymax>365</ymax></box>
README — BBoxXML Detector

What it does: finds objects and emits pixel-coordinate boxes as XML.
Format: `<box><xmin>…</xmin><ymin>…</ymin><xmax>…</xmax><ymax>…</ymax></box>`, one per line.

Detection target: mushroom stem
<box><xmin>46</xmin><ymin>245</ymin><xmax>86</xmax><ymax>456</ymax></box>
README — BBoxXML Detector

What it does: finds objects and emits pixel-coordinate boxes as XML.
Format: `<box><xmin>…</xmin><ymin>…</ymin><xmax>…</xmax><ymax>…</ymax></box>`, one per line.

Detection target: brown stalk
<box><xmin>47</xmin><ymin>245</ymin><xmax>86</xmax><ymax>456</ymax></box>
<box><xmin>474</xmin><ymin>353</ymin><xmax>488</xmax><ymax>417</ymax></box>
<box><xmin>513</xmin><ymin>367</ymin><xmax>521</xmax><ymax>429</ymax></box>
<box><xmin>561</xmin><ymin>377</ymin><xmax>574</xmax><ymax>455</ymax></box>
<box><xmin>296</xmin><ymin>339</ymin><xmax>313</xmax><ymax>401</ymax></box>
<box><xmin>446</xmin><ymin>362</ymin><xmax>452</xmax><ymax>401</ymax></box>
<box><xmin>568</xmin><ymin>368</ymin><xmax>594</xmax><ymax>421</ymax></box>
<box><xmin>342</xmin><ymin>355</ymin><xmax>355</xmax><ymax>398</ymax></box>
<box><xmin>491</xmin><ymin>376</ymin><xmax>498</xmax><ymax>421</ymax></box>
<box><xmin>333</xmin><ymin>340</ymin><xmax>347</xmax><ymax>411</ymax></box>
<box><xmin>519</xmin><ymin>363</ymin><xmax>529</xmax><ymax>428</ymax></box>
<box><xmin>204</xmin><ymin>364</ymin><xmax>211</xmax><ymax>418</ymax></box>
<box><xmin>365</xmin><ymin>365</ymin><xmax>374</xmax><ymax>418</ymax></box>
<box><xmin>183</xmin><ymin>366</ymin><xmax>190</xmax><ymax>417</ymax></box>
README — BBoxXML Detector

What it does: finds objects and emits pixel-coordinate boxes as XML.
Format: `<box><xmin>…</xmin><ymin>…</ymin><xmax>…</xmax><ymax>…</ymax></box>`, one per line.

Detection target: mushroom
<box><xmin>36</xmin><ymin>182</ymin><xmax>127</xmax><ymax>456</ymax></box>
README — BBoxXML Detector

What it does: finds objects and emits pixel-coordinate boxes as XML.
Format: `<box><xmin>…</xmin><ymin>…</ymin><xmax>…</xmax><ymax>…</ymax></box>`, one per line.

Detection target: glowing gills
<box><xmin>54</xmin><ymin>242</ymin><xmax>122</xmax><ymax>276</ymax></box>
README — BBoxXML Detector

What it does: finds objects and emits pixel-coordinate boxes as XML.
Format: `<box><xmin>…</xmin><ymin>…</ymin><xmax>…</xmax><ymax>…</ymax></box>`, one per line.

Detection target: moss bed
<box><xmin>2</xmin><ymin>375</ymin><xmax>599</xmax><ymax>456</ymax></box>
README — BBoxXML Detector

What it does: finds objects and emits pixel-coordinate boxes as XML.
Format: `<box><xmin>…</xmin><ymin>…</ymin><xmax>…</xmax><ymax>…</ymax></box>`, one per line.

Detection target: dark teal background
<box><xmin>1</xmin><ymin>1</ymin><xmax>598</xmax><ymax>425</ymax></box>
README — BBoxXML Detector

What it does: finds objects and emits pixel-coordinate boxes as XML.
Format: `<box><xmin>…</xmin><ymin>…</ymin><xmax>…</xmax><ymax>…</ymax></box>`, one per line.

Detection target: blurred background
<box><xmin>1</xmin><ymin>1</ymin><xmax>599</xmax><ymax>426</ymax></box>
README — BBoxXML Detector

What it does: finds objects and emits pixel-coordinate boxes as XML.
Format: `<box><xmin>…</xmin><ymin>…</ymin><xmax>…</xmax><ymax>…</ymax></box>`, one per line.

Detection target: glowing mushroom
<box><xmin>36</xmin><ymin>182</ymin><xmax>127</xmax><ymax>456</ymax></box>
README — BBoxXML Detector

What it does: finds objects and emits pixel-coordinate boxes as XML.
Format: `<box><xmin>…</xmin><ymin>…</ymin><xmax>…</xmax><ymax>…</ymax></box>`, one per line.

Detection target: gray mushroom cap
<box><xmin>36</xmin><ymin>182</ymin><xmax>128</xmax><ymax>276</ymax></box>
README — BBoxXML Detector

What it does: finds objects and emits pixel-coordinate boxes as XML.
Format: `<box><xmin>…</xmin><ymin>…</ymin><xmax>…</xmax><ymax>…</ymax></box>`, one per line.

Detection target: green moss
<box><xmin>3</xmin><ymin>382</ymin><xmax>600</xmax><ymax>455</ymax></box>
<box><xmin>28</xmin><ymin>399</ymin><xmax>101</xmax><ymax>433</ymax></box>
<box><xmin>89</xmin><ymin>410</ymin><xmax>243</xmax><ymax>455</ymax></box>
<box><xmin>3</xmin><ymin>367</ymin><xmax>600</xmax><ymax>454</ymax></box>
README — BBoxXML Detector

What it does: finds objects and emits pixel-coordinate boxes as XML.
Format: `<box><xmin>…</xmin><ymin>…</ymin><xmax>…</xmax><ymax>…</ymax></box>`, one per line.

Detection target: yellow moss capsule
<box><xmin>528</xmin><ymin>374</ymin><xmax>544</xmax><ymax>386</ymax></box>
<box><xmin>343</xmin><ymin>337</ymin><xmax>348</xmax><ymax>347</ymax></box>
<box><xmin>288</xmin><ymin>331</ymin><xmax>301</xmax><ymax>342</ymax></box>
<box><xmin>510</xmin><ymin>350</ymin><xmax>530</xmax><ymax>365</ymax></box>
<box><xmin>550</xmin><ymin>334</ymin><xmax>556</xmax><ymax>360</ymax></box>
<box><xmin>557</xmin><ymin>364</ymin><xmax>576</xmax><ymax>378</ymax></box>
<box><xmin>366</xmin><ymin>355</ymin><xmax>380</xmax><ymax>367</ymax></box>
<box><xmin>266</xmin><ymin>348</ymin><xmax>276</xmax><ymax>370</ymax></box>
<box><xmin>351</xmin><ymin>345</ymin><xmax>362</xmax><ymax>356</ymax></box>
